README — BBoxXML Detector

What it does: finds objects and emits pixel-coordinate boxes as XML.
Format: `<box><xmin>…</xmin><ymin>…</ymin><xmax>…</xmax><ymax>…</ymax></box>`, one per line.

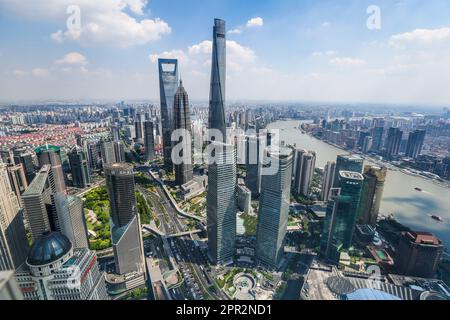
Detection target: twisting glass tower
<box><xmin>208</xmin><ymin>19</ymin><xmax>227</xmax><ymax>141</ymax></box>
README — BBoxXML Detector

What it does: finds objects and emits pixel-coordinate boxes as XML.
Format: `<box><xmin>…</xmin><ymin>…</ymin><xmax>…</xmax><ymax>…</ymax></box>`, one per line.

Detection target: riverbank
<box><xmin>305</xmin><ymin>131</ymin><xmax>450</xmax><ymax>189</ymax></box>
<box><xmin>268</xmin><ymin>120</ymin><xmax>450</xmax><ymax>249</ymax></box>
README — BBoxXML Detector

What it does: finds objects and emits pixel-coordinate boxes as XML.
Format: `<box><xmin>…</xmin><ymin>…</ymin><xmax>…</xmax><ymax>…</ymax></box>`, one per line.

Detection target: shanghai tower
<box><xmin>208</xmin><ymin>19</ymin><xmax>227</xmax><ymax>141</ymax></box>
<box><xmin>158</xmin><ymin>59</ymin><xmax>179</xmax><ymax>171</ymax></box>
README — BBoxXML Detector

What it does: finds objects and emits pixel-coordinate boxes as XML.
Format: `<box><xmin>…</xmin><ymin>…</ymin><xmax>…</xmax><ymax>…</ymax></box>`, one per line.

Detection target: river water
<box><xmin>268</xmin><ymin>120</ymin><xmax>450</xmax><ymax>248</ymax></box>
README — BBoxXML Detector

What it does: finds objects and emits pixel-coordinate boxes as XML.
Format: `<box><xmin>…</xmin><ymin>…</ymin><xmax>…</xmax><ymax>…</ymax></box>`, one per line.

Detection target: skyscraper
<box><xmin>0</xmin><ymin>164</ymin><xmax>29</xmax><ymax>270</ymax></box>
<box><xmin>395</xmin><ymin>231</ymin><xmax>443</xmax><ymax>278</ymax></box>
<box><xmin>245</xmin><ymin>134</ymin><xmax>264</xmax><ymax>198</ymax></box>
<box><xmin>13</xmin><ymin>150</ymin><xmax>35</xmax><ymax>184</ymax></box>
<box><xmin>358</xmin><ymin>166</ymin><xmax>387</xmax><ymax>227</ymax></box>
<box><xmin>68</xmin><ymin>146</ymin><xmax>91</xmax><ymax>189</ymax></box>
<box><xmin>52</xmin><ymin>193</ymin><xmax>89</xmax><ymax>249</ymax></box>
<box><xmin>293</xmin><ymin>149</ymin><xmax>316</xmax><ymax>197</ymax></box>
<box><xmin>321</xmin><ymin>171</ymin><xmax>364</xmax><ymax>262</ymax></box>
<box><xmin>362</xmin><ymin>136</ymin><xmax>373</xmax><ymax>154</ymax></box>
<box><xmin>173</xmin><ymin>81</ymin><xmax>193</xmax><ymax>186</ymax></box>
<box><xmin>371</xmin><ymin>126</ymin><xmax>384</xmax><ymax>152</ymax></box>
<box><xmin>100</xmin><ymin>139</ymin><xmax>116</xmax><ymax>165</ymax></box>
<box><xmin>6</xmin><ymin>164</ymin><xmax>28</xmax><ymax>205</ymax></box>
<box><xmin>15</xmin><ymin>232</ymin><xmax>108</xmax><ymax>300</ymax></box>
<box><xmin>104</xmin><ymin>163</ymin><xmax>145</xmax><ymax>276</ymax></box>
<box><xmin>113</xmin><ymin>141</ymin><xmax>126</xmax><ymax>163</ymax></box>
<box><xmin>0</xmin><ymin>271</ymin><xmax>23</xmax><ymax>300</ymax></box>
<box><xmin>143</xmin><ymin>121</ymin><xmax>155</xmax><ymax>162</ymax></box>
<box><xmin>207</xmin><ymin>142</ymin><xmax>237</xmax><ymax>265</ymax></box>
<box><xmin>36</xmin><ymin>146</ymin><xmax>66</xmax><ymax>194</ymax></box>
<box><xmin>333</xmin><ymin>155</ymin><xmax>363</xmax><ymax>188</ymax></box>
<box><xmin>321</xmin><ymin>161</ymin><xmax>336</xmax><ymax>201</ymax></box>
<box><xmin>87</xmin><ymin>140</ymin><xmax>102</xmax><ymax>171</ymax></box>
<box><xmin>158</xmin><ymin>59</ymin><xmax>179</xmax><ymax>171</ymax></box>
<box><xmin>21</xmin><ymin>165</ymin><xmax>53</xmax><ymax>242</ymax></box>
<box><xmin>405</xmin><ymin>129</ymin><xmax>426</xmax><ymax>159</ymax></box>
<box><xmin>358</xmin><ymin>131</ymin><xmax>371</xmax><ymax>149</ymax></box>
<box><xmin>208</xmin><ymin>19</ymin><xmax>227</xmax><ymax>141</ymax></box>
<box><xmin>111</xmin><ymin>124</ymin><xmax>120</xmax><ymax>142</ymax></box>
<box><xmin>256</xmin><ymin>147</ymin><xmax>294</xmax><ymax>269</ymax></box>
<box><xmin>134</xmin><ymin>113</ymin><xmax>145</xmax><ymax>144</ymax></box>
<box><xmin>385</xmin><ymin>127</ymin><xmax>403</xmax><ymax>160</ymax></box>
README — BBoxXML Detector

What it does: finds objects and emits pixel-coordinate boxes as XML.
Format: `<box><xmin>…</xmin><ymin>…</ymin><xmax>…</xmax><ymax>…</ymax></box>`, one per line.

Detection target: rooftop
<box><xmin>27</xmin><ymin>232</ymin><xmax>72</xmax><ymax>266</ymax></box>
<box><xmin>339</xmin><ymin>171</ymin><xmax>364</xmax><ymax>180</ymax></box>
<box><xmin>405</xmin><ymin>231</ymin><xmax>442</xmax><ymax>246</ymax></box>
<box><xmin>22</xmin><ymin>165</ymin><xmax>51</xmax><ymax>196</ymax></box>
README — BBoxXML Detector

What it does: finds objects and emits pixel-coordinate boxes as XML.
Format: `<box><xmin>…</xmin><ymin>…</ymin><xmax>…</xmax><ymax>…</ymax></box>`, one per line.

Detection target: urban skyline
<box><xmin>1</xmin><ymin>0</ymin><xmax>450</xmax><ymax>107</ymax></box>
<box><xmin>1</xmin><ymin>3</ymin><xmax>450</xmax><ymax>305</ymax></box>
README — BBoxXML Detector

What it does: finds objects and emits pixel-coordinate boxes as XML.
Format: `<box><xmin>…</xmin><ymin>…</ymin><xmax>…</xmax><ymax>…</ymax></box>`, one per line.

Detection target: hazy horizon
<box><xmin>1</xmin><ymin>0</ymin><xmax>450</xmax><ymax>107</ymax></box>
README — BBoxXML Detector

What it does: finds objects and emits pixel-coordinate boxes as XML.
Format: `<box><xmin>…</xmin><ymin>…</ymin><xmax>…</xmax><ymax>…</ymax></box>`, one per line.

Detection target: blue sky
<box><xmin>1</xmin><ymin>0</ymin><xmax>450</xmax><ymax>106</ymax></box>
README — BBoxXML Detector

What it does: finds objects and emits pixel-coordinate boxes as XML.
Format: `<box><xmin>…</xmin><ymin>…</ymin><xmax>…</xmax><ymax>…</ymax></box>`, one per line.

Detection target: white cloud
<box><xmin>188</xmin><ymin>40</ymin><xmax>213</xmax><ymax>55</ymax></box>
<box><xmin>31</xmin><ymin>68</ymin><xmax>49</xmax><ymax>77</ymax></box>
<box><xmin>13</xmin><ymin>70</ymin><xmax>28</xmax><ymax>76</ymax></box>
<box><xmin>330</xmin><ymin>57</ymin><xmax>367</xmax><ymax>67</ymax></box>
<box><xmin>151</xmin><ymin>39</ymin><xmax>257</xmax><ymax>73</ymax></box>
<box><xmin>246</xmin><ymin>17</ymin><xmax>264</xmax><ymax>28</ymax></box>
<box><xmin>50</xmin><ymin>30</ymin><xmax>64</xmax><ymax>43</ymax></box>
<box><xmin>228</xmin><ymin>28</ymin><xmax>242</xmax><ymax>35</ymax></box>
<box><xmin>321</xmin><ymin>21</ymin><xmax>330</xmax><ymax>28</ymax></box>
<box><xmin>312</xmin><ymin>50</ymin><xmax>337</xmax><ymax>57</ymax></box>
<box><xmin>0</xmin><ymin>0</ymin><xmax>171</xmax><ymax>47</ymax></box>
<box><xmin>389</xmin><ymin>27</ymin><xmax>450</xmax><ymax>48</ymax></box>
<box><xmin>149</xmin><ymin>50</ymin><xmax>190</xmax><ymax>65</ymax></box>
<box><xmin>55</xmin><ymin>52</ymin><xmax>88</xmax><ymax>65</ymax></box>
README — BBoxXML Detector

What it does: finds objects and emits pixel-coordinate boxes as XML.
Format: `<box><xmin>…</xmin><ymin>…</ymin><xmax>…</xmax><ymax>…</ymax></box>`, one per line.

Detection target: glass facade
<box><xmin>158</xmin><ymin>59</ymin><xmax>179</xmax><ymax>170</ymax></box>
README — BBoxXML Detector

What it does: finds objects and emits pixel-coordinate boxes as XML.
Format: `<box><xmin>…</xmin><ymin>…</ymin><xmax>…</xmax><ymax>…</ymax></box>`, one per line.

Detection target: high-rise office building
<box><xmin>207</xmin><ymin>142</ymin><xmax>237</xmax><ymax>265</ymax></box>
<box><xmin>358</xmin><ymin>131</ymin><xmax>371</xmax><ymax>149</ymax></box>
<box><xmin>385</xmin><ymin>127</ymin><xmax>403</xmax><ymax>160</ymax></box>
<box><xmin>134</xmin><ymin>113</ymin><xmax>145</xmax><ymax>144</ymax></box>
<box><xmin>0</xmin><ymin>270</ymin><xmax>23</xmax><ymax>300</ymax></box>
<box><xmin>6</xmin><ymin>164</ymin><xmax>28</xmax><ymax>205</ymax></box>
<box><xmin>237</xmin><ymin>183</ymin><xmax>252</xmax><ymax>214</ymax></box>
<box><xmin>104</xmin><ymin>163</ymin><xmax>145</xmax><ymax>276</ymax></box>
<box><xmin>256</xmin><ymin>147</ymin><xmax>294</xmax><ymax>269</ymax></box>
<box><xmin>362</xmin><ymin>136</ymin><xmax>373</xmax><ymax>154</ymax></box>
<box><xmin>333</xmin><ymin>155</ymin><xmax>363</xmax><ymax>188</ymax></box>
<box><xmin>52</xmin><ymin>193</ymin><xmax>89</xmax><ymax>249</ymax></box>
<box><xmin>173</xmin><ymin>81</ymin><xmax>193</xmax><ymax>186</ymax></box>
<box><xmin>358</xmin><ymin>166</ymin><xmax>387</xmax><ymax>227</ymax></box>
<box><xmin>113</xmin><ymin>141</ymin><xmax>126</xmax><ymax>163</ymax></box>
<box><xmin>143</xmin><ymin>121</ymin><xmax>155</xmax><ymax>162</ymax></box>
<box><xmin>371</xmin><ymin>126</ymin><xmax>384</xmax><ymax>152</ymax></box>
<box><xmin>245</xmin><ymin>134</ymin><xmax>264</xmax><ymax>198</ymax></box>
<box><xmin>111</xmin><ymin>124</ymin><xmax>120</xmax><ymax>142</ymax></box>
<box><xmin>208</xmin><ymin>19</ymin><xmax>227</xmax><ymax>141</ymax></box>
<box><xmin>405</xmin><ymin>129</ymin><xmax>426</xmax><ymax>159</ymax></box>
<box><xmin>13</xmin><ymin>150</ymin><xmax>35</xmax><ymax>184</ymax></box>
<box><xmin>68</xmin><ymin>146</ymin><xmax>91</xmax><ymax>189</ymax></box>
<box><xmin>15</xmin><ymin>232</ymin><xmax>108</xmax><ymax>300</ymax></box>
<box><xmin>395</xmin><ymin>231</ymin><xmax>443</xmax><ymax>278</ymax></box>
<box><xmin>158</xmin><ymin>59</ymin><xmax>179</xmax><ymax>171</ymax></box>
<box><xmin>0</xmin><ymin>164</ymin><xmax>29</xmax><ymax>270</ymax></box>
<box><xmin>321</xmin><ymin>161</ymin><xmax>336</xmax><ymax>201</ymax></box>
<box><xmin>21</xmin><ymin>165</ymin><xmax>53</xmax><ymax>242</ymax></box>
<box><xmin>36</xmin><ymin>146</ymin><xmax>66</xmax><ymax>194</ymax></box>
<box><xmin>321</xmin><ymin>171</ymin><xmax>364</xmax><ymax>262</ymax></box>
<box><xmin>87</xmin><ymin>141</ymin><xmax>102</xmax><ymax>171</ymax></box>
<box><xmin>293</xmin><ymin>149</ymin><xmax>316</xmax><ymax>196</ymax></box>
<box><xmin>100</xmin><ymin>139</ymin><xmax>116</xmax><ymax>165</ymax></box>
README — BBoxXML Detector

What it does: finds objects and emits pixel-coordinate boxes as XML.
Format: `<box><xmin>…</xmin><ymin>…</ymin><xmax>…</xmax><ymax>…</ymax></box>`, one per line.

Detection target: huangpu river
<box><xmin>268</xmin><ymin>120</ymin><xmax>450</xmax><ymax>249</ymax></box>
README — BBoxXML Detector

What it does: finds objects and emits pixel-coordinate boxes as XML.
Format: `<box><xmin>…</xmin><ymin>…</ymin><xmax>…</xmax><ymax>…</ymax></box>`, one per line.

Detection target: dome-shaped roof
<box><xmin>27</xmin><ymin>232</ymin><xmax>72</xmax><ymax>266</ymax></box>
